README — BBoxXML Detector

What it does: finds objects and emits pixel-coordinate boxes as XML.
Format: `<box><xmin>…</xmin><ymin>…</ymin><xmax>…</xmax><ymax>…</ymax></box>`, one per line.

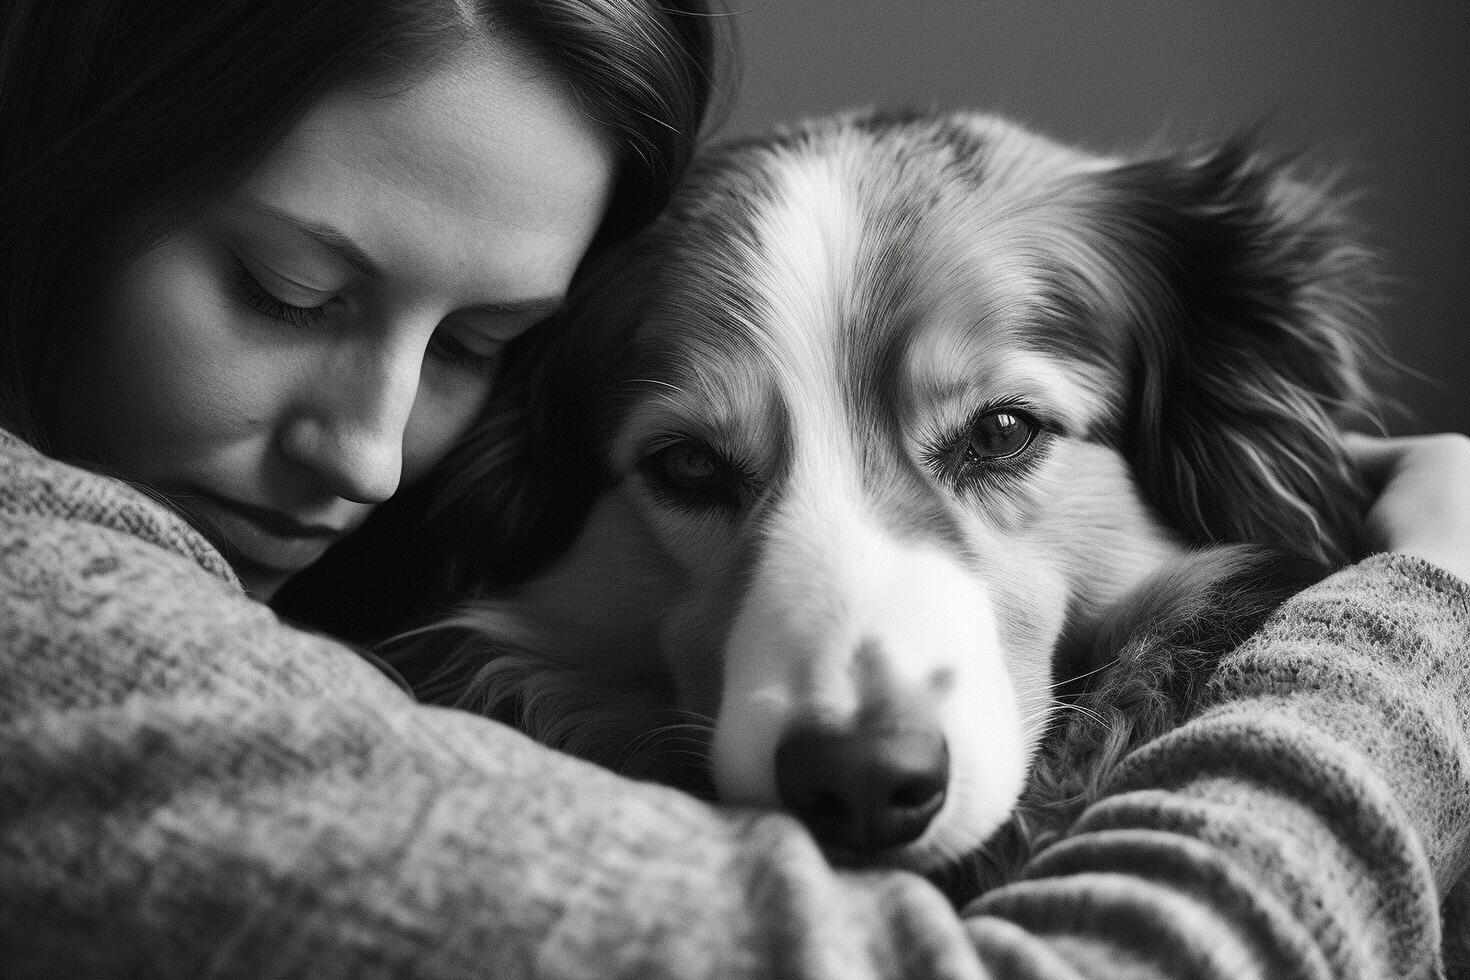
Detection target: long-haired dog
<box><xmin>397</xmin><ymin>111</ymin><xmax>1379</xmax><ymax>885</ymax></box>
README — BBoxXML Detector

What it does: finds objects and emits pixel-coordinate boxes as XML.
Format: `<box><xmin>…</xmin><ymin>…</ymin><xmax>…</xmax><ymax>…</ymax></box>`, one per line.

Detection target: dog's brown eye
<box><xmin>641</xmin><ymin>440</ymin><xmax>745</xmax><ymax>511</ymax></box>
<box><xmin>660</xmin><ymin>443</ymin><xmax>719</xmax><ymax>486</ymax></box>
<box><xmin>966</xmin><ymin>410</ymin><xmax>1036</xmax><ymax>461</ymax></box>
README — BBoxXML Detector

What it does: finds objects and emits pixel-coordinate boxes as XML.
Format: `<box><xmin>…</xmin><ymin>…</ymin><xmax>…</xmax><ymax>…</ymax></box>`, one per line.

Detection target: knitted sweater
<box><xmin>3</xmin><ymin>428</ymin><xmax>1468</xmax><ymax>979</ymax></box>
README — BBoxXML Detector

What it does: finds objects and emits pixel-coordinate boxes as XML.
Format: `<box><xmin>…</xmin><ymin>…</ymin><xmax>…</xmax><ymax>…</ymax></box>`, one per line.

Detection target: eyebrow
<box><xmin>244</xmin><ymin>202</ymin><xmax>382</xmax><ymax>279</ymax></box>
<box><xmin>466</xmin><ymin>296</ymin><xmax>566</xmax><ymax>317</ymax></box>
<box><xmin>241</xmin><ymin>202</ymin><xmax>568</xmax><ymax>316</ymax></box>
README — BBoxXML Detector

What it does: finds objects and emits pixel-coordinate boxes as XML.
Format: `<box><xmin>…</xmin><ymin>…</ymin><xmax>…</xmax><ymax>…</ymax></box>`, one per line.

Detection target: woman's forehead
<box><xmin>235</xmin><ymin>46</ymin><xmax>616</xmax><ymax>312</ymax></box>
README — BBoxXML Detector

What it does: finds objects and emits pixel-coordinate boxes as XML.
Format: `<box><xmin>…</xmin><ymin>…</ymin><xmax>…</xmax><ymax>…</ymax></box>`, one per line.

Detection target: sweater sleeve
<box><xmin>4</xmin><ymin>434</ymin><xmax>1469</xmax><ymax>978</ymax></box>
<box><xmin>964</xmin><ymin>553</ymin><xmax>1470</xmax><ymax>978</ymax></box>
<box><xmin>0</xmin><ymin>444</ymin><xmax>983</xmax><ymax>979</ymax></box>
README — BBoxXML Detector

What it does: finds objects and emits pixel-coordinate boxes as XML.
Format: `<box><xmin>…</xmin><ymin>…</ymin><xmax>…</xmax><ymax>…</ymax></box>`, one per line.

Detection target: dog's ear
<box><xmin>275</xmin><ymin>245</ymin><xmax>648</xmax><ymax>648</ymax></box>
<box><xmin>270</xmin><ymin>321</ymin><xmax>604</xmax><ymax>647</ymax></box>
<box><xmin>410</xmin><ymin>241</ymin><xmax>650</xmax><ymax>603</ymax></box>
<box><xmin>1096</xmin><ymin>139</ymin><xmax>1383</xmax><ymax>567</ymax></box>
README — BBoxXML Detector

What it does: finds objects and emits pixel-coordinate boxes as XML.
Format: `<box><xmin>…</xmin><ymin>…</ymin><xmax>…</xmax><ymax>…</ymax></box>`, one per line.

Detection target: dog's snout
<box><xmin>774</xmin><ymin>719</ymin><xmax>948</xmax><ymax>852</ymax></box>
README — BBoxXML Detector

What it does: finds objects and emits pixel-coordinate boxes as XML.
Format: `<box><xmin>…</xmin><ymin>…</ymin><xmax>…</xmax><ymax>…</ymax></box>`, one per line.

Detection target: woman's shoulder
<box><xmin>0</xmin><ymin>426</ymin><xmax>239</xmax><ymax>587</ymax></box>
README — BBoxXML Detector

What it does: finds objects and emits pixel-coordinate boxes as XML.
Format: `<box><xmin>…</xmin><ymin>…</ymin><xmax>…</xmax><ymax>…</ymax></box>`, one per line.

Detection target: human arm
<box><xmin>4</xmin><ymin>433</ymin><xmax>1469</xmax><ymax>979</ymax></box>
<box><xmin>966</xmin><ymin>552</ymin><xmax>1470</xmax><ymax>977</ymax></box>
<box><xmin>0</xmin><ymin>438</ymin><xmax>980</xmax><ymax>979</ymax></box>
<box><xmin>959</xmin><ymin>431</ymin><xmax>1470</xmax><ymax>976</ymax></box>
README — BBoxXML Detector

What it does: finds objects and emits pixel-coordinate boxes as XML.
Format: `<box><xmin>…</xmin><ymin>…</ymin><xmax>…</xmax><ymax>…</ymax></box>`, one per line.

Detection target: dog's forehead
<box><xmin>624</xmin><ymin>114</ymin><xmax>1120</xmax><ymax>436</ymax></box>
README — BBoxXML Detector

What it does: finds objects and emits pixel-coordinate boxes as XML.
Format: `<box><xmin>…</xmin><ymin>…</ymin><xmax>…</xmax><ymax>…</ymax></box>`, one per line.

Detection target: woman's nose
<box><xmin>277</xmin><ymin>340</ymin><xmax>423</xmax><ymax>504</ymax></box>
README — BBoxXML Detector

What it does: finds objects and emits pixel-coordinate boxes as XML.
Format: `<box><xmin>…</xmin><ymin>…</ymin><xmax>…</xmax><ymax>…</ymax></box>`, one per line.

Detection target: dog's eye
<box><xmin>641</xmin><ymin>440</ymin><xmax>744</xmax><ymax>510</ymax></box>
<box><xmin>965</xmin><ymin>410</ymin><xmax>1037</xmax><ymax>462</ymax></box>
<box><xmin>660</xmin><ymin>442</ymin><xmax>720</xmax><ymax>485</ymax></box>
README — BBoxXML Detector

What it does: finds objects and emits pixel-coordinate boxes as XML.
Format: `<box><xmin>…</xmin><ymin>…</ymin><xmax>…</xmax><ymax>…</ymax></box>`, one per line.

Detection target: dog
<box><xmin>396</xmin><ymin>110</ymin><xmax>1380</xmax><ymax>881</ymax></box>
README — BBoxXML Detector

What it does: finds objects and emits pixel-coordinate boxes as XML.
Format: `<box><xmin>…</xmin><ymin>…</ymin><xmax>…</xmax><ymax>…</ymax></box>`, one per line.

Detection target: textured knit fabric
<box><xmin>2</xmin><ymin>428</ymin><xmax>1468</xmax><ymax>979</ymax></box>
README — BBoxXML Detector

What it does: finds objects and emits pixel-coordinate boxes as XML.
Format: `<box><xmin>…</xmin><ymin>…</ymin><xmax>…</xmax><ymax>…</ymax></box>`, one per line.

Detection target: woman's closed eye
<box><xmin>428</xmin><ymin>331</ymin><xmax>501</xmax><ymax>373</ymax></box>
<box><xmin>427</xmin><ymin>309</ymin><xmax>547</xmax><ymax>374</ymax></box>
<box><xmin>234</xmin><ymin>259</ymin><xmax>332</xmax><ymax>329</ymax></box>
<box><xmin>232</xmin><ymin>250</ymin><xmax>516</xmax><ymax>373</ymax></box>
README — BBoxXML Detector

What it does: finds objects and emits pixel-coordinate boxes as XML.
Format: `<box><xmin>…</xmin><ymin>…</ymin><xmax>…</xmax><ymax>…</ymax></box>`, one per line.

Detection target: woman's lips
<box><xmin>189</xmin><ymin>493</ymin><xmax>345</xmax><ymax>574</ymax></box>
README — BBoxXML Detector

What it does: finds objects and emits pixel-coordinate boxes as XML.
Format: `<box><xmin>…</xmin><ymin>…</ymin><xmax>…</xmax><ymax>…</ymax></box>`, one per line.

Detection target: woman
<box><xmin>3</xmin><ymin>2</ymin><xmax>1469</xmax><ymax>977</ymax></box>
<box><xmin>0</xmin><ymin>0</ymin><xmax>710</xmax><ymax>604</ymax></box>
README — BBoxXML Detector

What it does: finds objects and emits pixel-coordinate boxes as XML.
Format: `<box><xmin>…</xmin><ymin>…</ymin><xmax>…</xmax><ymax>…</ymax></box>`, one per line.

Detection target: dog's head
<box><xmin>430</xmin><ymin>111</ymin><xmax>1379</xmax><ymax>871</ymax></box>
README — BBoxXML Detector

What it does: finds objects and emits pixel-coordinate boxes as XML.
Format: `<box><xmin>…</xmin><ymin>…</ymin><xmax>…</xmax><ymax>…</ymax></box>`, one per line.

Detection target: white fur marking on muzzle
<box><xmin>712</xmin><ymin>491</ymin><xmax>1028</xmax><ymax>855</ymax></box>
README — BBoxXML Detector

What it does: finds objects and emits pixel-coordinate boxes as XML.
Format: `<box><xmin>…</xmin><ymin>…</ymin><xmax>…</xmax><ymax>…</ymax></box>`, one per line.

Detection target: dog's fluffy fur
<box><xmin>396</xmin><ymin>111</ymin><xmax>1380</xmax><ymax>883</ymax></box>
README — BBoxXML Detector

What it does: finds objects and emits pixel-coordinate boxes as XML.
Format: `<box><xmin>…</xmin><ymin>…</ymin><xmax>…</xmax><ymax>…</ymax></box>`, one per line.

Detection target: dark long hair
<box><xmin>0</xmin><ymin>0</ymin><xmax>720</xmax><ymax>449</ymax></box>
<box><xmin>0</xmin><ymin>0</ymin><xmax>723</xmax><ymax>639</ymax></box>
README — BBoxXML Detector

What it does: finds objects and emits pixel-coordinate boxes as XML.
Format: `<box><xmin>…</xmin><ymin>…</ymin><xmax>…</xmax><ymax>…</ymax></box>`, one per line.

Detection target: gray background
<box><xmin>714</xmin><ymin>1</ymin><xmax>1467</xmax><ymax>435</ymax></box>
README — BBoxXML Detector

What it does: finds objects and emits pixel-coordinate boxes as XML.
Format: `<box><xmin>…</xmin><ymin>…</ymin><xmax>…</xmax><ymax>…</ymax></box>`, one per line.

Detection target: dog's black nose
<box><xmin>774</xmin><ymin>719</ymin><xmax>948</xmax><ymax>852</ymax></box>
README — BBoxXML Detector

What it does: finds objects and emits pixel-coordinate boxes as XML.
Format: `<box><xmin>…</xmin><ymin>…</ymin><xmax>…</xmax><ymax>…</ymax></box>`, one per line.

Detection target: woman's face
<box><xmin>54</xmin><ymin>46</ymin><xmax>615</xmax><ymax>599</ymax></box>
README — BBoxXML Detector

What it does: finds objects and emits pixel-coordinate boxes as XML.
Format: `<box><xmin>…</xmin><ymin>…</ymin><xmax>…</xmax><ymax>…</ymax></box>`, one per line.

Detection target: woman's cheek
<box><xmin>63</xmin><ymin>233</ymin><xmax>261</xmax><ymax>463</ymax></box>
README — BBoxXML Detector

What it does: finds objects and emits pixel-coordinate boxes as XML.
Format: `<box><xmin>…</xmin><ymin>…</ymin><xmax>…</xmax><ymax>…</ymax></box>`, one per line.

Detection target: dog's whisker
<box><xmin>1044</xmin><ymin>657</ymin><xmax>1122</xmax><ymax>693</ymax></box>
<box><xmin>620</xmin><ymin>720</ymin><xmax>715</xmax><ymax>770</ymax></box>
<box><xmin>664</xmin><ymin>709</ymin><xmax>719</xmax><ymax>729</ymax></box>
<box><xmin>638</xmin><ymin>737</ymin><xmax>714</xmax><ymax>761</ymax></box>
<box><xmin>1050</xmin><ymin>702</ymin><xmax>1110</xmax><ymax>729</ymax></box>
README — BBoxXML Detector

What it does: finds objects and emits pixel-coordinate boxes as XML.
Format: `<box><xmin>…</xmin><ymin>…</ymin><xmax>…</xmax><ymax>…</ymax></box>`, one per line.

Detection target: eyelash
<box><xmin>234</xmin><ymin>262</ymin><xmax>329</xmax><ymax>329</ymax></box>
<box><xmin>234</xmin><ymin>260</ymin><xmax>500</xmax><ymax>373</ymax></box>
<box><xmin>429</xmin><ymin>333</ymin><xmax>501</xmax><ymax>374</ymax></box>
<box><xmin>922</xmin><ymin>399</ymin><xmax>1054</xmax><ymax>490</ymax></box>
